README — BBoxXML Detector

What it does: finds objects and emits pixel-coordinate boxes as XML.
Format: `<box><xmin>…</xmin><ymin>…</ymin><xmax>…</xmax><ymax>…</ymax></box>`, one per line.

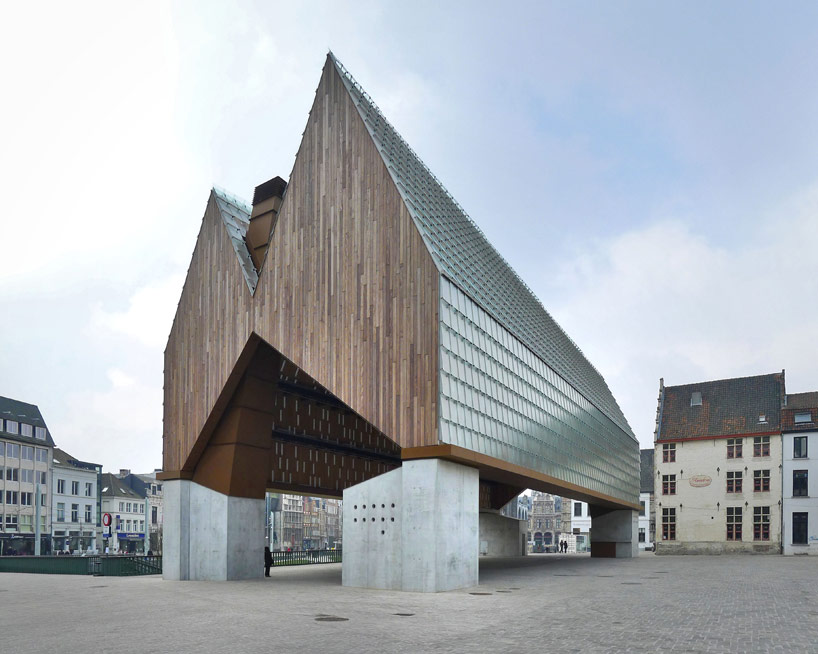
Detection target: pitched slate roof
<box><xmin>329</xmin><ymin>53</ymin><xmax>634</xmax><ymax>440</ymax></box>
<box><xmin>657</xmin><ymin>372</ymin><xmax>784</xmax><ymax>441</ymax></box>
<box><xmin>100</xmin><ymin>473</ymin><xmax>144</xmax><ymax>499</ymax></box>
<box><xmin>53</xmin><ymin>447</ymin><xmax>101</xmax><ymax>472</ymax></box>
<box><xmin>781</xmin><ymin>391</ymin><xmax>818</xmax><ymax>432</ymax></box>
<box><xmin>0</xmin><ymin>395</ymin><xmax>55</xmax><ymax>447</ymax></box>
<box><xmin>640</xmin><ymin>449</ymin><xmax>654</xmax><ymax>493</ymax></box>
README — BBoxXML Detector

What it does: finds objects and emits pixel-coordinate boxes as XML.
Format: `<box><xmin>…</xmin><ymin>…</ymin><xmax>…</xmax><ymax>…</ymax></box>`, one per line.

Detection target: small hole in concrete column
<box><xmin>381</xmin><ymin>503</ymin><xmax>385</xmax><ymax>508</ymax></box>
<box><xmin>354</xmin><ymin>518</ymin><xmax>357</xmax><ymax>522</ymax></box>
<box><xmin>372</xmin><ymin>518</ymin><xmax>375</xmax><ymax>522</ymax></box>
<box><xmin>371</xmin><ymin>504</ymin><xmax>375</xmax><ymax>508</ymax></box>
<box><xmin>391</xmin><ymin>503</ymin><xmax>395</xmax><ymax>508</ymax></box>
<box><xmin>354</xmin><ymin>505</ymin><xmax>357</xmax><ymax>509</ymax></box>
<box><xmin>381</xmin><ymin>518</ymin><xmax>385</xmax><ymax>522</ymax></box>
<box><xmin>381</xmin><ymin>530</ymin><xmax>385</xmax><ymax>535</ymax></box>
<box><xmin>391</xmin><ymin>517</ymin><xmax>394</xmax><ymax>522</ymax></box>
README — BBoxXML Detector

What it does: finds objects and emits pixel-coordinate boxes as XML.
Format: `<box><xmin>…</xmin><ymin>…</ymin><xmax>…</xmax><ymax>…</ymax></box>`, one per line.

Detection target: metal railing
<box><xmin>271</xmin><ymin>549</ymin><xmax>341</xmax><ymax>566</ymax></box>
<box><xmin>0</xmin><ymin>555</ymin><xmax>162</xmax><ymax>576</ymax></box>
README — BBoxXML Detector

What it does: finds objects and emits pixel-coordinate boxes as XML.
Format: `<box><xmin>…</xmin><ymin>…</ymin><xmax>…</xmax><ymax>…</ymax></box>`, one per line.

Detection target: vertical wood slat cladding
<box><xmin>163</xmin><ymin>58</ymin><xmax>439</xmax><ymax>473</ymax></box>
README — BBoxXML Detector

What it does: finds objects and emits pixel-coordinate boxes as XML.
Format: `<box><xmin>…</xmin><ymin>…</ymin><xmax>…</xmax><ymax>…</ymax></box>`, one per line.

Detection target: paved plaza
<box><xmin>4</xmin><ymin>552</ymin><xmax>817</xmax><ymax>653</ymax></box>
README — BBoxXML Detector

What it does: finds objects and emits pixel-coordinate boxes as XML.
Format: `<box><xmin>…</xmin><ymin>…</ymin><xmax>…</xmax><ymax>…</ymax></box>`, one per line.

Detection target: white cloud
<box><xmin>549</xmin><ymin>182</ymin><xmax>818</xmax><ymax>448</ymax></box>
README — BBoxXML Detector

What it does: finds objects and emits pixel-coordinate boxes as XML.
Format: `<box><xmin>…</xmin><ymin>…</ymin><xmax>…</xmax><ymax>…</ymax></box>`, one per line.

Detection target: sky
<box><xmin>1</xmin><ymin>1</ymin><xmax>817</xmax><ymax>474</ymax></box>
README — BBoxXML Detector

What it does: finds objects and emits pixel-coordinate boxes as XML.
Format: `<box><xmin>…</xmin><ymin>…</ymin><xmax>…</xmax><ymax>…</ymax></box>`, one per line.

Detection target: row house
<box><xmin>51</xmin><ymin>447</ymin><xmax>102</xmax><ymax>553</ymax></box>
<box><xmin>639</xmin><ymin>448</ymin><xmax>654</xmax><ymax>550</ymax></box>
<box><xmin>117</xmin><ymin>469</ymin><xmax>164</xmax><ymax>553</ymax></box>
<box><xmin>654</xmin><ymin>372</ymin><xmax>784</xmax><ymax>554</ymax></box>
<box><xmin>781</xmin><ymin>392</ymin><xmax>817</xmax><ymax>554</ymax></box>
<box><xmin>100</xmin><ymin>473</ymin><xmax>148</xmax><ymax>554</ymax></box>
<box><xmin>0</xmin><ymin>396</ymin><xmax>54</xmax><ymax>555</ymax></box>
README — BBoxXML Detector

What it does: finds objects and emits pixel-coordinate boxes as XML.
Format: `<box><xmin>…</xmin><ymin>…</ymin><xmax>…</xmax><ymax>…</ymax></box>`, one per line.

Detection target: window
<box><xmin>35</xmin><ymin>448</ymin><xmax>47</xmax><ymax>462</ymax></box>
<box><xmin>638</xmin><ymin>528</ymin><xmax>646</xmax><ymax>542</ymax></box>
<box><xmin>139</xmin><ymin>520</ymin><xmax>144</xmax><ymax>532</ymax></box>
<box><xmin>71</xmin><ymin>481</ymin><xmax>79</xmax><ymax>495</ymax></box>
<box><xmin>5</xmin><ymin>421</ymin><xmax>18</xmax><ymax>435</ymax></box>
<box><xmin>85</xmin><ymin>482</ymin><xmax>93</xmax><ymax>497</ymax></box>
<box><xmin>727</xmin><ymin>471</ymin><xmax>742</xmax><ymax>493</ymax></box>
<box><xmin>35</xmin><ymin>426</ymin><xmax>46</xmax><ymax>440</ymax></box>
<box><xmin>758</xmin><ymin>414</ymin><xmax>767</xmax><ymax>424</ymax></box>
<box><xmin>793</xmin><ymin>470</ymin><xmax>808</xmax><ymax>497</ymax></box>
<box><xmin>574</xmin><ymin>503</ymin><xmax>582</xmax><ymax>517</ymax></box>
<box><xmin>126</xmin><ymin>502</ymin><xmax>132</xmax><ymax>513</ymax></box>
<box><xmin>71</xmin><ymin>504</ymin><xmax>79</xmax><ymax>522</ymax></box>
<box><xmin>727</xmin><ymin>438</ymin><xmax>743</xmax><ymax>459</ymax></box>
<box><xmin>40</xmin><ymin>493</ymin><xmax>46</xmax><ymax>507</ymax></box>
<box><xmin>119</xmin><ymin>502</ymin><xmax>124</xmax><ymax>512</ymax></box>
<box><xmin>792</xmin><ymin>512</ymin><xmax>808</xmax><ymax>545</ymax></box>
<box><xmin>662</xmin><ymin>443</ymin><xmax>676</xmax><ymax>463</ymax></box>
<box><xmin>753</xmin><ymin>506</ymin><xmax>770</xmax><ymax>541</ymax></box>
<box><xmin>19</xmin><ymin>515</ymin><xmax>32</xmax><ymax>532</ymax></box>
<box><xmin>57</xmin><ymin>479</ymin><xmax>65</xmax><ymax>494</ymax></box>
<box><xmin>754</xmin><ymin>469</ymin><xmax>771</xmax><ymax>492</ymax></box>
<box><xmin>20</xmin><ymin>423</ymin><xmax>33</xmax><ymax>438</ymax></box>
<box><xmin>545</xmin><ymin>519</ymin><xmax>552</xmax><ymax>529</ymax></box>
<box><xmin>37</xmin><ymin>471</ymin><xmax>47</xmax><ymax>485</ymax></box>
<box><xmin>56</xmin><ymin>502</ymin><xmax>65</xmax><ymax>521</ymax></box>
<box><xmin>5</xmin><ymin>514</ymin><xmax>17</xmax><ymax>530</ymax></box>
<box><xmin>151</xmin><ymin>506</ymin><xmax>158</xmax><ymax>525</ymax></box>
<box><xmin>794</xmin><ymin>412</ymin><xmax>812</xmax><ymax>424</ymax></box>
<box><xmin>21</xmin><ymin>445</ymin><xmax>33</xmax><ymax>461</ymax></box>
<box><xmin>126</xmin><ymin>519</ymin><xmax>132</xmax><ymax>531</ymax></box>
<box><xmin>794</xmin><ymin>436</ymin><xmax>808</xmax><ymax>459</ymax></box>
<box><xmin>639</xmin><ymin>501</ymin><xmax>646</xmax><ymax>516</ymax></box>
<box><xmin>726</xmin><ymin>506</ymin><xmax>742</xmax><ymax>541</ymax></box>
<box><xmin>21</xmin><ymin>469</ymin><xmax>33</xmax><ymax>483</ymax></box>
<box><xmin>84</xmin><ymin>505</ymin><xmax>92</xmax><ymax>522</ymax></box>
<box><xmin>6</xmin><ymin>442</ymin><xmax>19</xmax><ymax>458</ymax></box>
<box><xmin>5</xmin><ymin>491</ymin><xmax>18</xmax><ymax>505</ymax></box>
<box><xmin>6</xmin><ymin>467</ymin><xmax>18</xmax><ymax>481</ymax></box>
<box><xmin>151</xmin><ymin>484</ymin><xmax>157</xmax><ymax>495</ymax></box>
<box><xmin>691</xmin><ymin>392</ymin><xmax>702</xmax><ymax>406</ymax></box>
<box><xmin>662</xmin><ymin>508</ymin><xmax>676</xmax><ymax>540</ymax></box>
<box><xmin>20</xmin><ymin>492</ymin><xmax>32</xmax><ymax>506</ymax></box>
<box><xmin>753</xmin><ymin>436</ymin><xmax>770</xmax><ymax>457</ymax></box>
<box><xmin>662</xmin><ymin>474</ymin><xmax>677</xmax><ymax>495</ymax></box>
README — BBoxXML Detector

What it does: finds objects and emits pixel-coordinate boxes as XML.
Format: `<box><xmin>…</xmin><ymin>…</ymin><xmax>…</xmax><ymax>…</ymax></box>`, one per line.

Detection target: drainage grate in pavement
<box><xmin>315</xmin><ymin>616</ymin><xmax>349</xmax><ymax>622</ymax></box>
<box><xmin>553</xmin><ymin>574</ymin><xmax>578</xmax><ymax>577</ymax></box>
<box><xmin>89</xmin><ymin>585</ymin><xmax>108</xmax><ymax>589</ymax></box>
<box><xmin>496</xmin><ymin>590</ymin><xmax>512</xmax><ymax>593</ymax></box>
<box><xmin>508</xmin><ymin>587</ymin><xmax>520</xmax><ymax>590</ymax></box>
<box><xmin>393</xmin><ymin>613</ymin><xmax>415</xmax><ymax>617</ymax></box>
<box><xmin>596</xmin><ymin>575</ymin><xmax>614</xmax><ymax>578</ymax></box>
<box><xmin>469</xmin><ymin>592</ymin><xmax>493</xmax><ymax>595</ymax></box>
<box><xmin>621</xmin><ymin>582</ymin><xmax>642</xmax><ymax>585</ymax></box>
<box><xmin>653</xmin><ymin>571</ymin><xmax>669</xmax><ymax>574</ymax></box>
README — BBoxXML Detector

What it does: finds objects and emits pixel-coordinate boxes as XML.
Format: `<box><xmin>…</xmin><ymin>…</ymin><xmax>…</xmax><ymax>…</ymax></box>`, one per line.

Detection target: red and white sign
<box><xmin>102</xmin><ymin>512</ymin><xmax>112</xmax><ymax>527</ymax></box>
<box><xmin>689</xmin><ymin>475</ymin><xmax>712</xmax><ymax>487</ymax></box>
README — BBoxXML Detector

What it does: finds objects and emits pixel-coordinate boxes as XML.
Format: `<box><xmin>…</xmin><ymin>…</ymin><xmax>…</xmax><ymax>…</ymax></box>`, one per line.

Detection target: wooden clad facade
<box><xmin>163</xmin><ymin>57</ymin><xmax>439</xmax><ymax>477</ymax></box>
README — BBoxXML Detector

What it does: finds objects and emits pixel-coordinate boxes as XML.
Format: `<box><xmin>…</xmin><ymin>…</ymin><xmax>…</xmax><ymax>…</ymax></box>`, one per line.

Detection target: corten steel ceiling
<box><xmin>161</xmin><ymin>53</ymin><xmax>639</xmax><ymax>510</ymax></box>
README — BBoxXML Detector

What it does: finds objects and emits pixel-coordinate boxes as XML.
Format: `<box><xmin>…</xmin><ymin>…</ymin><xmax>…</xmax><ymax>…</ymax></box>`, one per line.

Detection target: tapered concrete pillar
<box><xmin>163</xmin><ymin>479</ymin><xmax>265</xmax><ymax>580</ymax></box>
<box><xmin>590</xmin><ymin>509</ymin><xmax>639</xmax><ymax>558</ymax></box>
<box><xmin>342</xmin><ymin>459</ymin><xmax>479</xmax><ymax>592</ymax></box>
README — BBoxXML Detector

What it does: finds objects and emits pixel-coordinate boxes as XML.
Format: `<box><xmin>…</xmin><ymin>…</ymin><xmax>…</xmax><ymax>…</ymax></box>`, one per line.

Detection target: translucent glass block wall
<box><xmin>439</xmin><ymin>277</ymin><xmax>639</xmax><ymax>504</ymax></box>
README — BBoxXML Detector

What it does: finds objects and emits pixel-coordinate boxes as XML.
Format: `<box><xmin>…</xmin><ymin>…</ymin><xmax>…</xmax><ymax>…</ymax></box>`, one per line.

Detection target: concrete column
<box><xmin>163</xmin><ymin>479</ymin><xmax>265</xmax><ymax>581</ymax></box>
<box><xmin>342</xmin><ymin>458</ymin><xmax>479</xmax><ymax>592</ymax></box>
<box><xmin>590</xmin><ymin>509</ymin><xmax>639</xmax><ymax>558</ymax></box>
<box><xmin>479</xmin><ymin>512</ymin><xmax>527</xmax><ymax>557</ymax></box>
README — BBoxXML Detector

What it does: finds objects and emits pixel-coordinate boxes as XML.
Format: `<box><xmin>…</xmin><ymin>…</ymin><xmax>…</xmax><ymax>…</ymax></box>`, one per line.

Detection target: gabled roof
<box><xmin>782</xmin><ymin>391</ymin><xmax>818</xmax><ymax>432</ymax></box>
<box><xmin>213</xmin><ymin>187</ymin><xmax>258</xmax><ymax>293</ymax></box>
<box><xmin>53</xmin><ymin>447</ymin><xmax>101</xmax><ymax>472</ymax></box>
<box><xmin>0</xmin><ymin>395</ymin><xmax>55</xmax><ymax>447</ymax></box>
<box><xmin>640</xmin><ymin>449</ymin><xmax>654</xmax><ymax>493</ymax></box>
<box><xmin>100</xmin><ymin>473</ymin><xmax>145</xmax><ymax>499</ymax></box>
<box><xmin>785</xmin><ymin>391</ymin><xmax>818</xmax><ymax>410</ymax></box>
<box><xmin>330</xmin><ymin>54</ymin><xmax>634</xmax><ymax>440</ymax></box>
<box><xmin>657</xmin><ymin>372</ymin><xmax>784</xmax><ymax>441</ymax></box>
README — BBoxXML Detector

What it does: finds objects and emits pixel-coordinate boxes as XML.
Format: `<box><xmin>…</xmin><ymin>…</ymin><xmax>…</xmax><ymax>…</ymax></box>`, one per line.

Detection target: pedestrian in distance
<box><xmin>264</xmin><ymin>546</ymin><xmax>273</xmax><ymax>577</ymax></box>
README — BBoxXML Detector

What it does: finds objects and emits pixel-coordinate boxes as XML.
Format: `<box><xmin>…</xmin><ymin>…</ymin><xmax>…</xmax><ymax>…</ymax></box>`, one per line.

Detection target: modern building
<box><xmin>0</xmin><ymin>396</ymin><xmax>54</xmax><ymax>555</ymax></box>
<box><xmin>639</xmin><ymin>448</ymin><xmax>654</xmax><ymax>550</ymax></box>
<box><xmin>781</xmin><ymin>392</ymin><xmax>818</xmax><ymax>555</ymax></box>
<box><xmin>51</xmin><ymin>447</ymin><xmax>102</xmax><ymax>553</ymax></box>
<box><xmin>160</xmin><ymin>52</ymin><xmax>640</xmax><ymax>588</ymax></box>
<box><xmin>100</xmin><ymin>473</ymin><xmax>147</xmax><ymax>554</ymax></box>
<box><xmin>654</xmin><ymin>373</ymin><xmax>784</xmax><ymax>554</ymax></box>
<box><xmin>117</xmin><ymin>470</ymin><xmax>164</xmax><ymax>554</ymax></box>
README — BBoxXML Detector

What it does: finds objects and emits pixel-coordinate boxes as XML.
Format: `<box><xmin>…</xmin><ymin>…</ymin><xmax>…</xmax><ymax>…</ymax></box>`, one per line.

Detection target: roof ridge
<box><xmin>665</xmin><ymin>371</ymin><xmax>783</xmax><ymax>389</ymax></box>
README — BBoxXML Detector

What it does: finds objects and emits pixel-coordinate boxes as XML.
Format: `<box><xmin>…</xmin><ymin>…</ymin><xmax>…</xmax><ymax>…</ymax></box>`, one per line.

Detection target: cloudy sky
<box><xmin>2</xmin><ymin>1</ymin><xmax>817</xmax><ymax>474</ymax></box>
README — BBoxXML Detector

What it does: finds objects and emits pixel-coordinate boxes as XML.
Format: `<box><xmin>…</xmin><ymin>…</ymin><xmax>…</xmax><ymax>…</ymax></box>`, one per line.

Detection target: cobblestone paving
<box><xmin>4</xmin><ymin>553</ymin><xmax>817</xmax><ymax>653</ymax></box>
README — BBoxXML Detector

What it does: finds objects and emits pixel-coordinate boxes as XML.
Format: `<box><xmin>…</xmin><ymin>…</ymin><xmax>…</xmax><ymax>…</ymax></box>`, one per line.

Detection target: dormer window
<box><xmin>758</xmin><ymin>414</ymin><xmax>767</xmax><ymax>424</ymax></box>
<box><xmin>691</xmin><ymin>392</ymin><xmax>702</xmax><ymax>407</ymax></box>
<box><xmin>794</xmin><ymin>412</ymin><xmax>812</xmax><ymax>424</ymax></box>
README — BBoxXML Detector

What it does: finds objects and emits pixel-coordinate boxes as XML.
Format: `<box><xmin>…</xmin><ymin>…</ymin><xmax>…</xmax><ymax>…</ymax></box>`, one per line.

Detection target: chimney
<box><xmin>246</xmin><ymin>176</ymin><xmax>287</xmax><ymax>270</ymax></box>
<box><xmin>119</xmin><ymin>469</ymin><xmax>130</xmax><ymax>477</ymax></box>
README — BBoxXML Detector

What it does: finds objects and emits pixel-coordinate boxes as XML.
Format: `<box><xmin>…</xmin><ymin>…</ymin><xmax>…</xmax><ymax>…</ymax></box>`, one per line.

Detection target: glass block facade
<box><xmin>440</xmin><ymin>278</ymin><xmax>638</xmax><ymax>503</ymax></box>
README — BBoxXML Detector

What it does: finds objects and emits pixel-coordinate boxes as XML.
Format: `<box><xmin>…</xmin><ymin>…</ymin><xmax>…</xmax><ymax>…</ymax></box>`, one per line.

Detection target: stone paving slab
<box><xmin>2</xmin><ymin>553</ymin><xmax>817</xmax><ymax>653</ymax></box>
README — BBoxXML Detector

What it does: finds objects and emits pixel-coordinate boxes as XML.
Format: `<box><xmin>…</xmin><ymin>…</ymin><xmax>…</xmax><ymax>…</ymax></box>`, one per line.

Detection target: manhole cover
<box><xmin>596</xmin><ymin>575</ymin><xmax>614</xmax><ymax>578</ymax></box>
<box><xmin>315</xmin><ymin>616</ymin><xmax>349</xmax><ymax>622</ymax></box>
<box><xmin>553</xmin><ymin>574</ymin><xmax>578</xmax><ymax>577</ymax></box>
<box><xmin>621</xmin><ymin>582</ymin><xmax>641</xmax><ymax>585</ymax></box>
<box><xmin>653</xmin><ymin>571</ymin><xmax>669</xmax><ymax>574</ymax></box>
<box><xmin>469</xmin><ymin>592</ymin><xmax>492</xmax><ymax>595</ymax></box>
<box><xmin>394</xmin><ymin>613</ymin><xmax>415</xmax><ymax>616</ymax></box>
<box><xmin>89</xmin><ymin>585</ymin><xmax>108</xmax><ymax>588</ymax></box>
<box><xmin>496</xmin><ymin>590</ymin><xmax>512</xmax><ymax>593</ymax></box>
